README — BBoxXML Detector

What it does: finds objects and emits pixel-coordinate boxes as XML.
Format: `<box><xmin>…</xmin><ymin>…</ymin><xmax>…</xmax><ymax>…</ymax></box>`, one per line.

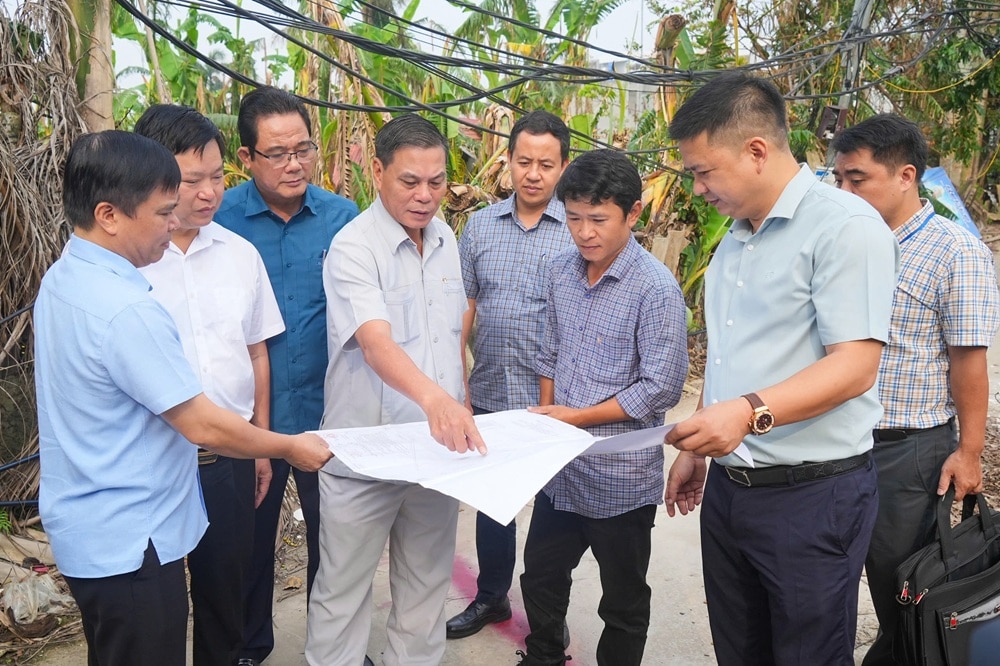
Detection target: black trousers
<box><xmin>188</xmin><ymin>456</ymin><xmax>255</xmax><ymax>666</ymax></box>
<box><xmin>520</xmin><ymin>491</ymin><xmax>656</xmax><ymax>666</ymax></box>
<box><xmin>702</xmin><ymin>459</ymin><xmax>878</xmax><ymax>666</ymax></box>
<box><xmin>241</xmin><ymin>459</ymin><xmax>320</xmax><ymax>662</ymax></box>
<box><xmin>471</xmin><ymin>406</ymin><xmax>517</xmax><ymax>605</ymax></box>
<box><xmin>863</xmin><ymin>421</ymin><xmax>957</xmax><ymax>666</ymax></box>
<box><xmin>64</xmin><ymin>541</ymin><xmax>188</xmax><ymax>666</ymax></box>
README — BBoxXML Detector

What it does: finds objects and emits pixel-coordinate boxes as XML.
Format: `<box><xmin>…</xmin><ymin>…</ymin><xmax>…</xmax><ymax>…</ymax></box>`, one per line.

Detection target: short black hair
<box><xmin>508</xmin><ymin>110</ymin><xmax>570</xmax><ymax>161</ymax></box>
<box><xmin>556</xmin><ymin>149</ymin><xmax>641</xmax><ymax>219</ymax></box>
<box><xmin>832</xmin><ymin>113</ymin><xmax>929</xmax><ymax>180</ymax></box>
<box><xmin>374</xmin><ymin>114</ymin><xmax>448</xmax><ymax>167</ymax></box>
<box><xmin>237</xmin><ymin>86</ymin><xmax>311</xmax><ymax>151</ymax></box>
<box><xmin>669</xmin><ymin>71</ymin><xmax>789</xmax><ymax>148</ymax></box>
<box><xmin>134</xmin><ymin>104</ymin><xmax>226</xmax><ymax>158</ymax></box>
<box><xmin>63</xmin><ymin>131</ymin><xmax>180</xmax><ymax>231</ymax></box>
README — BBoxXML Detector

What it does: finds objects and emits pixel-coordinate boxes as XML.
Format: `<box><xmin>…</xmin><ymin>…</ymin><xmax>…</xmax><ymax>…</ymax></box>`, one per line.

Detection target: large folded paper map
<box><xmin>314</xmin><ymin>410</ymin><xmax>753</xmax><ymax>523</ymax></box>
<box><xmin>314</xmin><ymin>410</ymin><xmax>666</xmax><ymax>524</ymax></box>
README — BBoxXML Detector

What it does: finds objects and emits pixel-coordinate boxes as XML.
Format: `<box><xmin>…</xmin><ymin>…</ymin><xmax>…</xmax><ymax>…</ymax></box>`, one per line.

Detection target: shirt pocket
<box><xmin>441</xmin><ymin>277</ymin><xmax>466</xmax><ymax>334</ymax></box>
<box><xmin>384</xmin><ymin>286</ymin><xmax>419</xmax><ymax>345</ymax></box>
<box><xmin>588</xmin><ymin>334</ymin><xmax>636</xmax><ymax>386</ymax></box>
<box><xmin>204</xmin><ymin>287</ymin><xmax>252</xmax><ymax>342</ymax></box>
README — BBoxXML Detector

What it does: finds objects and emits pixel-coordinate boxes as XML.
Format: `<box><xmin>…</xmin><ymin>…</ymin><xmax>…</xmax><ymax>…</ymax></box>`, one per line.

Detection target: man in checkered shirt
<box><xmin>518</xmin><ymin>149</ymin><xmax>689</xmax><ymax>666</ymax></box>
<box><xmin>833</xmin><ymin>114</ymin><xmax>1000</xmax><ymax>666</ymax></box>
<box><xmin>448</xmin><ymin>110</ymin><xmax>574</xmax><ymax>639</ymax></box>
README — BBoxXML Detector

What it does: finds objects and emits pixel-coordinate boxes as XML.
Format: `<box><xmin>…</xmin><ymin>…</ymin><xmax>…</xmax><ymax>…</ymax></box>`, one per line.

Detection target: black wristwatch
<box><xmin>742</xmin><ymin>392</ymin><xmax>775</xmax><ymax>435</ymax></box>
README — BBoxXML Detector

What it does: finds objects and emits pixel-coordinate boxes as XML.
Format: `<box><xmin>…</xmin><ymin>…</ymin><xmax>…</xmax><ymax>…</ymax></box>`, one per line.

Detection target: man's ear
<box><xmin>626</xmin><ymin>200</ymin><xmax>643</xmax><ymax>229</ymax></box>
<box><xmin>899</xmin><ymin>163</ymin><xmax>919</xmax><ymax>193</ymax></box>
<box><xmin>745</xmin><ymin>137</ymin><xmax>769</xmax><ymax>173</ymax></box>
<box><xmin>237</xmin><ymin>146</ymin><xmax>253</xmax><ymax>169</ymax></box>
<box><xmin>92</xmin><ymin>202</ymin><xmax>119</xmax><ymax>236</ymax></box>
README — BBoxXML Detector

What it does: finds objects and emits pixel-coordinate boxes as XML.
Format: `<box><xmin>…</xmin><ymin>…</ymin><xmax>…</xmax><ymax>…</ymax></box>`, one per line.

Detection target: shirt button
<box><xmin>433</xmin><ymin>336</ymin><xmax>439</xmax><ymax>343</ymax></box>
<box><xmin>712</xmin><ymin>399</ymin><xmax>718</xmax><ymax>404</ymax></box>
<box><xmin>438</xmin><ymin>372</ymin><xmax>444</xmax><ymax>379</ymax></box>
<box><xmin>726</xmin><ymin>320</ymin><xmax>733</xmax><ymax>326</ymax></box>
<box><xmin>428</xmin><ymin>299</ymin><xmax>433</xmax><ymax>306</ymax></box>
<box><xmin>747</xmin><ymin>244</ymin><xmax>754</xmax><ymax>251</ymax></box>
<box><xmin>736</xmin><ymin>280</ymin><xmax>744</xmax><ymax>287</ymax></box>
<box><xmin>286</xmin><ymin>262</ymin><xmax>292</xmax><ymax>268</ymax></box>
<box><xmin>290</xmin><ymin>327</ymin><xmax>296</xmax><ymax>333</ymax></box>
<box><xmin>292</xmin><ymin>358</ymin><xmax>297</xmax><ymax>364</ymax></box>
<box><xmin>578</xmin><ymin>326</ymin><xmax>583</xmax><ymax>331</ymax></box>
<box><xmin>288</xmin><ymin>295</ymin><xmax>294</xmax><ymax>300</ymax></box>
<box><xmin>714</xmin><ymin>358</ymin><xmax>721</xmax><ymax>365</ymax></box>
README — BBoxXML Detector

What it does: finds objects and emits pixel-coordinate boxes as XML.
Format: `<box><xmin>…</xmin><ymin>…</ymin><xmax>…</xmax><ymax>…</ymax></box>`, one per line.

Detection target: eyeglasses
<box><xmin>251</xmin><ymin>142</ymin><xmax>319</xmax><ymax>167</ymax></box>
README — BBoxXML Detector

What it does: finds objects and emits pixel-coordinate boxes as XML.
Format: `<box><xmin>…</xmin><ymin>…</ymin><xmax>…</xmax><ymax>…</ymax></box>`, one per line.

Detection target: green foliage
<box><xmin>0</xmin><ymin>509</ymin><xmax>10</xmax><ymax>535</ymax></box>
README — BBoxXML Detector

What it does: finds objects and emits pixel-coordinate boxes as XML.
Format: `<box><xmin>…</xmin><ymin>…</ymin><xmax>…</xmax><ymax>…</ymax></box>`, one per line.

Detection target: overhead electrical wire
<box><xmin>115</xmin><ymin>0</ymin><xmax>1000</xmax><ymax>164</ymax></box>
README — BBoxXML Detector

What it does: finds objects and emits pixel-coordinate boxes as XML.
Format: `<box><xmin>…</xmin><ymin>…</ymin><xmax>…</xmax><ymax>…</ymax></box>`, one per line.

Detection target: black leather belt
<box><xmin>197</xmin><ymin>449</ymin><xmax>219</xmax><ymax>466</ymax></box>
<box><xmin>721</xmin><ymin>451</ymin><xmax>872</xmax><ymax>488</ymax></box>
<box><xmin>873</xmin><ymin>418</ymin><xmax>953</xmax><ymax>443</ymax></box>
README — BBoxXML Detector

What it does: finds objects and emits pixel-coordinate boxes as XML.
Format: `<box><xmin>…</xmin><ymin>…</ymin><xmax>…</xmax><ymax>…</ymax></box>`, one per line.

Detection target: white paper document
<box><xmin>315</xmin><ymin>410</ymin><xmax>596</xmax><ymax>524</ymax></box>
<box><xmin>314</xmin><ymin>410</ymin><xmax>755</xmax><ymax>524</ymax></box>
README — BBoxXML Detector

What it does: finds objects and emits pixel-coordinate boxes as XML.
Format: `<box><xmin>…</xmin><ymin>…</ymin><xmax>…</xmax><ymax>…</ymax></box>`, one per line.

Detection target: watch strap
<box><xmin>742</xmin><ymin>392</ymin><xmax>765</xmax><ymax>411</ymax></box>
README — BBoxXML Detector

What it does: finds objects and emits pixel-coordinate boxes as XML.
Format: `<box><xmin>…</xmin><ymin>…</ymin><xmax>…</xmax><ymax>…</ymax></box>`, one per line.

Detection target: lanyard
<box><xmin>898</xmin><ymin>206</ymin><xmax>935</xmax><ymax>245</ymax></box>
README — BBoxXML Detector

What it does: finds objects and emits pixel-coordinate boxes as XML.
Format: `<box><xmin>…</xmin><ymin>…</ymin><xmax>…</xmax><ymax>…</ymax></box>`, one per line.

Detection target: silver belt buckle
<box><xmin>725</xmin><ymin>466</ymin><xmax>751</xmax><ymax>487</ymax></box>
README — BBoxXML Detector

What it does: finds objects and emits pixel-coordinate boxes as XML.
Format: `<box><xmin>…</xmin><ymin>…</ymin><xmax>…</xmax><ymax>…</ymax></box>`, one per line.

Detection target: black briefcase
<box><xmin>892</xmin><ymin>488</ymin><xmax>1000</xmax><ymax>665</ymax></box>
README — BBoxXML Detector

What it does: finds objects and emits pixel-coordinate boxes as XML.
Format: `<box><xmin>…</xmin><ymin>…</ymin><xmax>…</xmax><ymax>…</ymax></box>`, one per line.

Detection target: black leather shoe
<box><xmin>446</xmin><ymin>597</ymin><xmax>513</xmax><ymax>638</ymax></box>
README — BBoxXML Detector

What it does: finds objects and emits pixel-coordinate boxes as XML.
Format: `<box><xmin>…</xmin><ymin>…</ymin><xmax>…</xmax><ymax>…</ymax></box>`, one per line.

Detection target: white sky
<box><xmin>108</xmin><ymin>0</ymin><xmax>659</xmax><ymax>76</ymax></box>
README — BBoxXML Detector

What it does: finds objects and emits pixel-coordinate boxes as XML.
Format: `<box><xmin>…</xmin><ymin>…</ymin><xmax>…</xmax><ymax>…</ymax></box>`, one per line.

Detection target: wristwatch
<box><xmin>742</xmin><ymin>392</ymin><xmax>775</xmax><ymax>435</ymax></box>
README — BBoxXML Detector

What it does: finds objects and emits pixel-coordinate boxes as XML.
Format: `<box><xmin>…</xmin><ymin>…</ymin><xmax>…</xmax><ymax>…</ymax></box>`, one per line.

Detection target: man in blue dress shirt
<box><xmin>518</xmin><ymin>149</ymin><xmax>689</xmax><ymax>666</ymax></box>
<box><xmin>214</xmin><ymin>87</ymin><xmax>359</xmax><ymax>665</ymax></box>
<box><xmin>34</xmin><ymin>131</ymin><xmax>331</xmax><ymax>666</ymax></box>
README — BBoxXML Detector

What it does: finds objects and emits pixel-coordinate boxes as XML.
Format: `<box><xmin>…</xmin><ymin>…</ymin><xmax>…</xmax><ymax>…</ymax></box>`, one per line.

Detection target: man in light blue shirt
<box><xmin>35</xmin><ymin>131</ymin><xmax>331</xmax><ymax>666</ymax></box>
<box><xmin>214</xmin><ymin>86</ymin><xmax>359</xmax><ymax>665</ymax></box>
<box><xmin>663</xmin><ymin>72</ymin><xmax>898</xmax><ymax>665</ymax></box>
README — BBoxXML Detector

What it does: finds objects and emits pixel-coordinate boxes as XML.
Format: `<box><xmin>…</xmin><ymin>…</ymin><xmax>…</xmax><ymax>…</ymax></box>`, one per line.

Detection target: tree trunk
<box><xmin>69</xmin><ymin>0</ymin><xmax>114</xmax><ymax>131</ymax></box>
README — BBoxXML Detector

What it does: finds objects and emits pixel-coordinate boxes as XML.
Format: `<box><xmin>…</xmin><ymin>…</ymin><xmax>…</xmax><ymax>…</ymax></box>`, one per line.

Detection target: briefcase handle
<box><xmin>937</xmin><ymin>485</ymin><xmax>997</xmax><ymax>567</ymax></box>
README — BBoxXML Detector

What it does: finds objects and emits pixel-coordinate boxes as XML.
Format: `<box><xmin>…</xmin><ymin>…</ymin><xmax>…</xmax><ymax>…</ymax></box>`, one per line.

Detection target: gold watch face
<box><xmin>753</xmin><ymin>411</ymin><xmax>774</xmax><ymax>434</ymax></box>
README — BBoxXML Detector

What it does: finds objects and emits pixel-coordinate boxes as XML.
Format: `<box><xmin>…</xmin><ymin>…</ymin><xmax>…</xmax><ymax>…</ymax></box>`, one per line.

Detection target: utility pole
<box><xmin>823</xmin><ymin>0</ymin><xmax>875</xmax><ymax>162</ymax></box>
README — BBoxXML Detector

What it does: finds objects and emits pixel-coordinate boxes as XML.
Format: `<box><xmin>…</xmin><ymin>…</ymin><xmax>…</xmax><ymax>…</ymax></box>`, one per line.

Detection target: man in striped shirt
<box><xmin>833</xmin><ymin>114</ymin><xmax>1000</xmax><ymax>666</ymax></box>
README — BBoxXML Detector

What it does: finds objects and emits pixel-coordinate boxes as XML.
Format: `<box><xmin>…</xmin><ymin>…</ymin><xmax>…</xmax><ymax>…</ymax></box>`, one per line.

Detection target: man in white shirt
<box><xmin>136</xmin><ymin>105</ymin><xmax>285</xmax><ymax>666</ymax></box>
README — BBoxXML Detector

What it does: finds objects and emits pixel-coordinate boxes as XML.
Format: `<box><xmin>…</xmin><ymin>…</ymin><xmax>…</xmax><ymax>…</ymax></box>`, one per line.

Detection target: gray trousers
<box><xmin>306</xmin><ymin>473</ymin><xmax>459</xmax><ymax>666</ymax></box>
<box><xmin>863</xmin><ymin>420</ymin><xmax>958</xmax><ymax>666</ymax></box>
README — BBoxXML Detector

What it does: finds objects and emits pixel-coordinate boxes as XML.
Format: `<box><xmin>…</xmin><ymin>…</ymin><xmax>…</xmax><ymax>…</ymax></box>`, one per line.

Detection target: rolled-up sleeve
<box><xmin>615</xmin><ymin>280</ymin><xmax>688</xmax><ymax>421</ymax></box>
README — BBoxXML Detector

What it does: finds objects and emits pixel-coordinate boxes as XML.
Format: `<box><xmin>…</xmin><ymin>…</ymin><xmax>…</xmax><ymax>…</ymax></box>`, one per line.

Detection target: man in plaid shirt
<box><xmin>449</xmin><ymin>110</ymin><xmax>574</xmax><ymax>639</ymax></box>
<box><xmin>833</xmin><ymin>114</ymin><xmax>1000</xmax><ymax>666</ymax></box>
<box><xmin>518</xmin><ymin>150</ymin><xmax>688</xmax><ymax>666</ymax></box>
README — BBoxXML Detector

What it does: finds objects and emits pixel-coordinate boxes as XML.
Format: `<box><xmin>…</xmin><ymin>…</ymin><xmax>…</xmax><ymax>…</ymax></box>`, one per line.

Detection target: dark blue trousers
<box><xmin>701</xmin><ymin>458</ymin><xmax>878</xmax><ymax>666</ymax></box>
<box><xmin>472</xmin><ymin>405</ymin><xmax>518</xmax><ymax>604</ymax></box>
<box><xmin>188</xmin><ymin>456</ymin><xmax>255</xmax><ymax>666</ymax></box>
<box><xmin>240</xmin><ymin>461</ymin><xmax>320</xmax><ymax>663</ymax></box>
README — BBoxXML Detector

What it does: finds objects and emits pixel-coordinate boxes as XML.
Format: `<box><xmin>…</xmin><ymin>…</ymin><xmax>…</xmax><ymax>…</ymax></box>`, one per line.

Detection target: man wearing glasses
<box><xmin>215</xmin><ymin>86</ymin><xmax>359</xmax><ymax>666</ymax></box>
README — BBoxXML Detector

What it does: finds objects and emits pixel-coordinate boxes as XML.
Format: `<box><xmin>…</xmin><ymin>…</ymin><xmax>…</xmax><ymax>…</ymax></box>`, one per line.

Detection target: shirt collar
<box><xmin>731</xmin><ymin>164</ymin><xmax>815</xmax><ymax>239</ymax></box>
<box><xmin>572</xmin><ymin>234</ymin><xmax>641</xmax><ymax>286</ymax></box>
<box><xmin>166</xmin><ymin>222</ymin><xmax>227</xmax><ymax>256</ymax></box>
<box><xmin>501</xmin><ymin>195</ymin><xmax>567</xmax><ymax>229</ymax></box>
<box><xmin>67</xmin><ymin>235</ymin><xmax>152</xmax><ymax>291</ymax></box>
<box><xmin>244</xmin><ymin>180</ymin><xmax>316</xmax><ymax>219</ymax></box>
<box><xmin>893</xmin><ymin>200</ymin><xmax>935</xmax><ymax>240</ymax></box>
<box><xmin>371</xmin><ymin>196</ymin><xmax>446</xmax><ymax>254</ymax></box>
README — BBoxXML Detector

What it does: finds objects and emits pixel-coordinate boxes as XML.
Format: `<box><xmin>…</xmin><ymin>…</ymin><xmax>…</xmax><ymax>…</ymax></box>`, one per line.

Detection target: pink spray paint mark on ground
<box><xmin>451</xmin><ymin>553</ymin><xmax>530</xmax><ymax>646</ymax></box>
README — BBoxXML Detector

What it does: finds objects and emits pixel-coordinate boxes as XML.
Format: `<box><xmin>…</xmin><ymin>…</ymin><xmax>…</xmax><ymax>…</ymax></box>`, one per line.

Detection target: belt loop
<box><xmin>785</xmin><ymin>468</ymin><xmax>797</xmax><ymax>486</ymax></box>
